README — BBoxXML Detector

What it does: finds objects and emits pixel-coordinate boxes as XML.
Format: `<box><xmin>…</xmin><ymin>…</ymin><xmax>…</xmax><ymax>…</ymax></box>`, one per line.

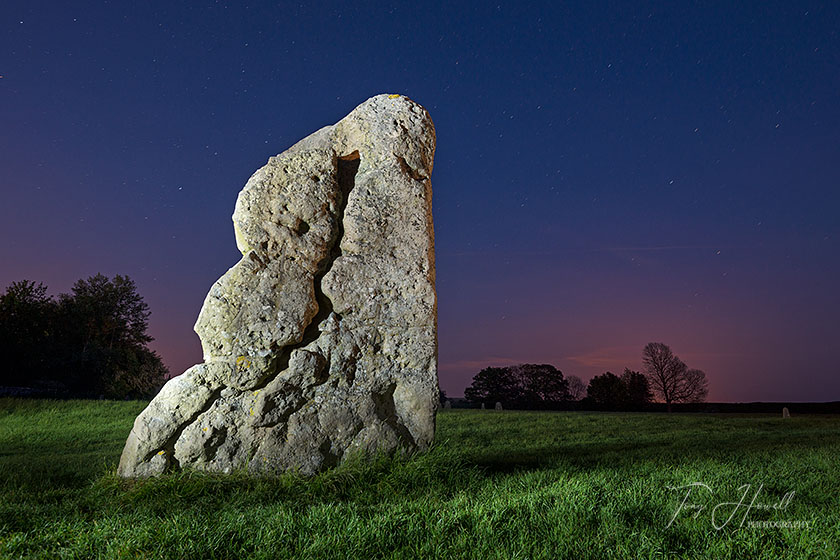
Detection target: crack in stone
<box><xmin>318</xmin><ymin>437</ymin><xmax>341</xmax><ymax>468</ymax></box>
<box><xmin>157</xmin><ymin>151</ymin><xmax>361</xmax><ymax>473</ymax></box>
<box><xmin>204</xmin><ymin>425</ymin><xmax>228</xmax><ymax>463</ymax></box>
<box><xmin>243</xmin><ymin>151</ymin><xmax>360</xmax><ymax>466</ymax></box>
<box><xmin>231</xmin><ymin>152</ymin><xmax>364</xmax><ymax>468</ymax></box>
<box><xmin>145</xmin><ymin>386</ymin><xmax>224</xmax><ymax>470</ymax></box>
<box><xmin>373</xmin><ymin>383</ymin><xmax>417</xmax><ymax>448</ymax></box>
<box><xmin>248</xmin><ymin>150</ymin><xmax>360</xmax><ymax>392</ymax></box>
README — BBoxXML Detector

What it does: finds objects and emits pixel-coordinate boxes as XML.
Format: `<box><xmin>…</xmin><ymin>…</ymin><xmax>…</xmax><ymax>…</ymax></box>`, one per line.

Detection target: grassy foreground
<box><xmin>0</xmin><ymin>399</ymin><xmax>838</xmax><ymax>559</ymax></box>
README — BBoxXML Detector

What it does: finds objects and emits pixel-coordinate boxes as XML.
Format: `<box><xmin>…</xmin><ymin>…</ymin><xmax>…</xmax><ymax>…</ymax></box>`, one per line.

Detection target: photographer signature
<box><xmin>666</xmin><ymin>483</ymin><xmax>795</xmax><ymax>529</ymax></box>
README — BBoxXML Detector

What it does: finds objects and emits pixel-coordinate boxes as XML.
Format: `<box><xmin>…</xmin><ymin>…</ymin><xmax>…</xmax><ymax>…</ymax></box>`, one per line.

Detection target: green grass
<box><xmin>1</xmin><ymin>400</ymin><xmax>838</xmax><ymax>559</ymax></box>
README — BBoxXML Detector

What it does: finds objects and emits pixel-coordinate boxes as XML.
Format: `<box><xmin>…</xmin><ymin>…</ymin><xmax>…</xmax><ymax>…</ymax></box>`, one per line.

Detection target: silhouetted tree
<box><xmin>683</xmin><ymin>368</ymin><xmax>709</xmax><ymax>402</ymax></box>
<box><xmin>0</xmin><ymin>275</ymin><xmax>167</xmax><ymax>398</ymax></box>
<box><xmin>0</xmin><ymin>280</ymin><xmax>56</xmax><ymax>387</ymax></box>
<box><xmin>59</xmin><ymin>274</ymin><xmax>153</xmax><ymax>351</ymax></box>
<box><xmin>464</xmin><ymin>363</ymin><xmax>568</xmax><ymax>409</ymax></box>
<box><xmin>621</xmin><ymin>368</ymin><xmax>653</xmax><ymax>409</ymax></box>
<box><xmin>99</xmin><ymin>345</ymin><xmax>168</xmax><ymax>399</ymax></box>
<box><xmin>566</xmin><ymin>374</ymin><xmax>586</xmax><ymax>401</ymax></box>
<box><xmin>642</xmin><ymin>342</ymin><xmax>708</xmax><ymax>412</ymax></box>
<box><xmin>511</xmin><ymin>363</ymin><xmax>569</xmax><ymax>407</ymax></box>
<box><xmin>56</xmin><ymin>274</ymin><xmax>166</xmax><ymax>398</ymax></box>
<box><xmin>586</xmin><ymin>369</ymin><xmax>653</xmax><ymax>410</ymax></box>
<box><xmin>587</xmin><ymin>371</ymin><xmax>624</xmax><ymax>409</ymax></box>
<box><xmin>464</xmin><ymin>367</ymin><xmax>520</xmax><ymax>408</ymax></box>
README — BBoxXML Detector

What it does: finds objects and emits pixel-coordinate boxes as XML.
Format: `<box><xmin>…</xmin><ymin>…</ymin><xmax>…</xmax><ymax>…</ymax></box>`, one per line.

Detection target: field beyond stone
<box><xmin>1</xmin><ymin>400</ymin><xmax>838</xmax><ymax>559</ymax></box>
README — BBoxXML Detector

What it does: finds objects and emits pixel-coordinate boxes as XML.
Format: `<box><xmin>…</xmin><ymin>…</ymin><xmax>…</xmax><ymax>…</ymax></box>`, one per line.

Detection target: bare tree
<box><xmin>682</xmin><ymin>368</ymin><xmax>709</xmax><ymax>403</ymax></box>
<box><xmin>566</xmin><ymin>374</ymin><xmax>586</xmax><ymax>401</ymax></box>
<box><xmin>642</xmin><ymin>342</ymin><xmax>708</xmax><ymax>412</ymax></box>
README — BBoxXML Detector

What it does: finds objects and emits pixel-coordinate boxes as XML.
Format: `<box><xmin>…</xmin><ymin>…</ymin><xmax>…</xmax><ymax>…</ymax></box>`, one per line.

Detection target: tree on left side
<box><xmin>0</xmin><ymin>274</ymin><xmax>167</xmax><ymax>399</ymax></box>
<box><xmin>0</xmin><ymin>280</ymin><xmax>55</xmax><ymax>388</ymax></box>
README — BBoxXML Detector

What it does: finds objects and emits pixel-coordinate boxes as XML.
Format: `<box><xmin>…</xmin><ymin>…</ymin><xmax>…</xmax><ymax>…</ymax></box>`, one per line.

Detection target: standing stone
<box><xmin>119</xmin><ymin>94</ymin><xmax>437</xmax><ymax>477</ymax></box>
<box><xmin>481</xmin><ymin>403</ymin><xmax>485</xmax><ymax>410</ymax></box>
<box><xmin>782</xmin><ymin>407</ymin><xmax>790</xmax><ymax>418</ymax></box>
<box><xmin>495</xmin><ymin>402</ymin><xmax>503</xmax><ymax>411</ymax></box>
<box><xmin>443</xmin><ymin>400</ymin><xmax>452</xmax><ymax>410</ymax></box>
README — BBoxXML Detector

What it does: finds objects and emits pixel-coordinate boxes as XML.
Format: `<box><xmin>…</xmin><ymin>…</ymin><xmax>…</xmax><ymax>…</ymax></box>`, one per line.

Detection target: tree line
<box><xmin>460</xmin><ymin>343</ymin><xmax>708</xmax><ymax>411</ymax></box>
<box><xmin>0</xmin><ymin>275</ymin><xmax>168</xmax><ymax>399</ymax></box>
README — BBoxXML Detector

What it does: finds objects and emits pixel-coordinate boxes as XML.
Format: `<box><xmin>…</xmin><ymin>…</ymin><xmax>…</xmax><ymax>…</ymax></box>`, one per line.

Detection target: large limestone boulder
<box><xmin>119</xmin><ymin>94</ymin><xmax>438</xmax><ymax>477</ymax></box>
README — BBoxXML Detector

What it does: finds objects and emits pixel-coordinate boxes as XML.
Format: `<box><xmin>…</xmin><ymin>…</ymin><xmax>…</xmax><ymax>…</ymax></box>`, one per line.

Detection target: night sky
<box><xmin>2</xmin><ymin>1</ymin><xmax>839</xmax><ymax>402</ymax></box>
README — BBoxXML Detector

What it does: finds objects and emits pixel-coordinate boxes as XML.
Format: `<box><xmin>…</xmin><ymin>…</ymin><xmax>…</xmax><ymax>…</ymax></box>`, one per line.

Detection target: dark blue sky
<box><xmin>2</xmin><ymin>1</ymin><xmax>838</xmax><ymax>401</ymax></box>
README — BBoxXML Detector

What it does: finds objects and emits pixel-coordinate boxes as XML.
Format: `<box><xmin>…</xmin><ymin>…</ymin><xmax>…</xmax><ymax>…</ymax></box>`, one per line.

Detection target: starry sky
<box><xmin>2</xmin><ymin>1</ymin><xmax>839</xmax><ymax>402</ymax></box>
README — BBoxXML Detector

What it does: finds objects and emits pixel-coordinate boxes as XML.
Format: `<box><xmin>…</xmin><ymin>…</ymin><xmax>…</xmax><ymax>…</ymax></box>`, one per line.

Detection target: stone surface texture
<box><xmin>119</xmin><ymin>94</ymin><xmax>437</xmax><ymax>477</ymax></box>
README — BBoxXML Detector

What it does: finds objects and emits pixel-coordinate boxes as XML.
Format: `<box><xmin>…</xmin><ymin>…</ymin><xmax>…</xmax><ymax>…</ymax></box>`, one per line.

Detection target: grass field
<box><xmin>1</xmin><ymin>399</ymin><xmax>838</xmax><ymax>559</ymax></box>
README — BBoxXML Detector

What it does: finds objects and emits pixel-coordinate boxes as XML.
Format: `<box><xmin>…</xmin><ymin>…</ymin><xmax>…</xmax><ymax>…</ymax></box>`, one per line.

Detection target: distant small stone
<box><xmin>782</xmin><ymin>407</ymin><xmax>790</xmax><ymax>418</ymax></box>
<box><xmin>443</xmin><ymin>400</ymin><xmax>452</xmax><ymax>410</ymax></box>
<box><xmin>481</xmin><ymin>403</ymin><xmax>485</xmax><ymax>410</ymax></box>
<box><xmin>495</xmin><ymin>402</ymin><xmax>503</xmax><ymax>411</ymax></box>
